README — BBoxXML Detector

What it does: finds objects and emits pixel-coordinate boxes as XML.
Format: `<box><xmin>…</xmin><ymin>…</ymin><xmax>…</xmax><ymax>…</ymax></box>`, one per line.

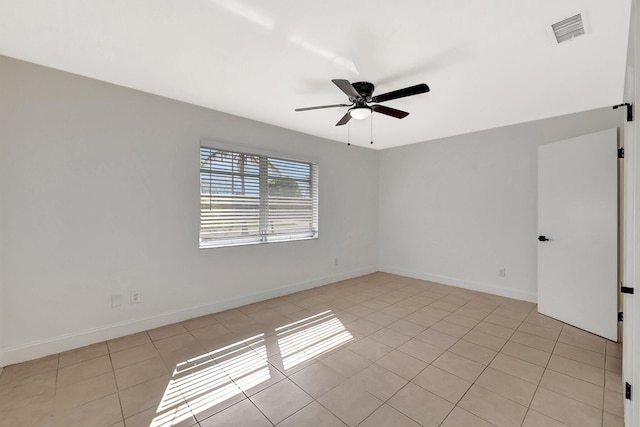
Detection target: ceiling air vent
<box><xmin>552</xmin><ymin>13</ymin><xmax>585</xmax><ymax>43</ymax></box>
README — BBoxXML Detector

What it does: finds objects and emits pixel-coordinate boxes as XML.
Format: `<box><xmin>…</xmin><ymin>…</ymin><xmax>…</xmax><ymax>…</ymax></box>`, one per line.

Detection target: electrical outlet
<box><xmin>498</xmin><ymin>268</ymin><xmax>506</xmax><ymax>277</ymax></box>
<box><xmin>111</xmin><ymin>294</ymin><xmax>122</xmax><ymax>308</ymax></box>
<box><xmin>130</xmin><ymin>291</ymin><xmax>141</xmax><ymax>304</ymax></box>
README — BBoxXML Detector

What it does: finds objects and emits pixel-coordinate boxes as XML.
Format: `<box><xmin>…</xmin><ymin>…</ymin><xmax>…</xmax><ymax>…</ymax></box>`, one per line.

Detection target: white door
<box><xmin>538</xmin><ymin>128</ymin><xmax>618</xmax><ymax>341</ymax></box>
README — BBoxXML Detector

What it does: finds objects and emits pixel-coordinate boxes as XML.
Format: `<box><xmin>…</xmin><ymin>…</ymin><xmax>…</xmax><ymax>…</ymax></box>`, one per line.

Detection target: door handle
<box><xmin>538</xmin><ymin>235</ymin><xmax>549</xmax><ymax>242</ymax></box>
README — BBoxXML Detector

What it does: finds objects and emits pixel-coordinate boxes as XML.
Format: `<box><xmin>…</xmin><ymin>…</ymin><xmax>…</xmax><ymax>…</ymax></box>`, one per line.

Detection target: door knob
<box><xmin>538</xmin><ymin>235</ymin><xmax>549</xmax><ymax>242</ymax></box>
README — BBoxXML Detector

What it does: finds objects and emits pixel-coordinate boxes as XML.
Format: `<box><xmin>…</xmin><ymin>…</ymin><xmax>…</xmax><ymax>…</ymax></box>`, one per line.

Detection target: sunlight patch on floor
<box><xmin>152</xmin><ymin>334</ymin><xmax>268</xmax><ymax>426</ymax></box>
<box><xmin>150</xmin><ymin>310</ymin><xmax>353</xmax><ymax>425</ymax></box>
<box><xmin>277</xmin><ymin>310</ymin><xmax>353</xmax><ymax>369</ymax></box>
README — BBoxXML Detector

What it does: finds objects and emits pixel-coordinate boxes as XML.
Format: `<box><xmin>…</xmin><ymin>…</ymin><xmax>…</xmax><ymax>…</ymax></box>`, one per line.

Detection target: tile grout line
<box><xmin>439</xmin><ymin>300</ymin><xmax>532</xmax><ymax>427</ymax></box>
<box><xmin>107</xmin><ymin>348</ymin><xmax>126</xmax><ymax>427</ymax></box>
<box><xmin>52</xmin><ymin>345</ymin><xmax>125</xmax><ymax>425</ymax></box>
<box><xmin>520</xmin><ymin>321</ymin><xmax>567</xmax><ymax>427</ymax></box>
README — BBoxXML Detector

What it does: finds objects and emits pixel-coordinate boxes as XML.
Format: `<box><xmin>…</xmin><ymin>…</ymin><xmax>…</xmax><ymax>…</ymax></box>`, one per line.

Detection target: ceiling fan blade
<box><xmin>332</xmin><ymin>79</ymin><xmax>361</xmax><ymax>100</ymax></box>
<box><xmin>370</xmin><ymin>83</ymin><xmax>430</xmax><ymax>103</ymax></box>
<box><xmin>295</xmin><ymin>103</ymin><xmax>350</xmax><ymax>112</ymax></box>
<box><xmin>335</xmin><ymin>111</ymin><xmax>352</xmax><ymax>126</ymax></box>
<box><xmin>371</xmin><ymin>105</ymin><xmax>410</xmax><ymax>119</ymax></box>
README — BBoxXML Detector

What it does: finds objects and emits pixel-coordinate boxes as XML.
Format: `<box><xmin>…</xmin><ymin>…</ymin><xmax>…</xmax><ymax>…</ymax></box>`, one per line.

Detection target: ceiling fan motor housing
<box><xmin>351</xmin><ymin>82</ymin><xmax>375</xmax><ymax>101</ymax></box>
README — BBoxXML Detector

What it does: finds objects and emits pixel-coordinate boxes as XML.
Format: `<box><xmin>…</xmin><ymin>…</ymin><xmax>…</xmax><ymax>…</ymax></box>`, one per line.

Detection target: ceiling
<box><xmin>0</xmin><ymin>0</ymin><xmax>632</xmax><ymax>149</ymax></box>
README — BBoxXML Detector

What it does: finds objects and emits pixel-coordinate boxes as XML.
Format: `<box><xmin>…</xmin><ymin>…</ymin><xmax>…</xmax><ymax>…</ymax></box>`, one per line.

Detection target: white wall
<box><xmin>0</xmin><ymin>54</ymin><xmax>628</xmax><ymax>368</ymax></box>
<box><xmin>0</xmin><ymin>56</ymin><xmax>379</xmax><ymax>365</ymax></box>
<box><xmin>379</xmin><ymin>108</ymin><xmax>624</xmax><ymax>302</ymax></box>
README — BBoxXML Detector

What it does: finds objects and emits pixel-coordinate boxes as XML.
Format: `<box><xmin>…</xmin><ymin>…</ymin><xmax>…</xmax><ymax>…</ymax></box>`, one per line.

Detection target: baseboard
<box><xmin>379</xmin><ymin>266</ymin><xmax>537</xmax><ymax>303</ymax></box>
<box><xmin>1</xmin><ymin>266</ymin><xmax>377</xmax><ymax>367</ymax></box>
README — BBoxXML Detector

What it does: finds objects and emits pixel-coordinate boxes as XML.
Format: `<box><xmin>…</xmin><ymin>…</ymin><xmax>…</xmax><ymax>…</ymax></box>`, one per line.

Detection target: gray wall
<box><xmin>0</xmin><ymin>56</ymin><xmax>379</xmax><ymax>364</ymax></box>
<box><xmin>379</xmin><ymin>108</ymin><xmax>624</xmax><ymax>301</ymax></box>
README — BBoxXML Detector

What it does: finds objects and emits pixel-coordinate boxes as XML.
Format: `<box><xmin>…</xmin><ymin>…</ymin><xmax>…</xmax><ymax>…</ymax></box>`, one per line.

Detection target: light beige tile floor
<box><xmin>0</xmin><ymin>273</ymin><xmax>625</xmax><ymax>427</ymax></box>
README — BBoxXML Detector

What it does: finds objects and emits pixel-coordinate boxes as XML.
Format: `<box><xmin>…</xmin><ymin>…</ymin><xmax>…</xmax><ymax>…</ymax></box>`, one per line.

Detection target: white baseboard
<box><xmin>378</xmin><ymin>266</ymin><xmax>537</xmax><ymax>303</ymax></box>
<box><xmin>1</xmin><ymin>266</ymin><xmax>377</xmax><ymax>367</ymax></box>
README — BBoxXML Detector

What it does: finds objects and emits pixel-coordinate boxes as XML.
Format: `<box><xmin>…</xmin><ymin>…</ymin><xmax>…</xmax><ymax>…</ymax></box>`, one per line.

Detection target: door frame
<box><xmin>623</xmin><ymin>1</ymin><xmax>639</xmax><ymax>425</ymax></box>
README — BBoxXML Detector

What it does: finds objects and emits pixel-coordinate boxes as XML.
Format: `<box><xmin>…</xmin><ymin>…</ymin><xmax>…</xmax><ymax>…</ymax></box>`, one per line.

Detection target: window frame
<box><xmin>199</xmin><ymin>140</ymin><xmax>319</xmax><ymax>249</ymax></box>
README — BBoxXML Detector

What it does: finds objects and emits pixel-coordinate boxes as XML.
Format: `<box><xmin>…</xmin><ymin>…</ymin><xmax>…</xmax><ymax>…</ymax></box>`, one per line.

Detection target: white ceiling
<box><xmin>0</xmin><ymin>0</ymin><xmax>632</xmax><ymax>149</ymax></box>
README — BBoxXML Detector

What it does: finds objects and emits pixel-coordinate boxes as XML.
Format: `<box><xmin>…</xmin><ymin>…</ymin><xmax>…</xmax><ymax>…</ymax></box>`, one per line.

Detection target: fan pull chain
<box><xmin>347</xmin><ymin>121</ymin><xmax>351</xmax><ymax>146</ymax></box>
<box><xmin>370</xmin><ymin>114</ymin><xmax>374</xmax><ymax>145</ymax></box>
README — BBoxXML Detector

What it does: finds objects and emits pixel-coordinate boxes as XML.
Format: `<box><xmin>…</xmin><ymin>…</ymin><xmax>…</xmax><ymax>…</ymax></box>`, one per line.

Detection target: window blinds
<box><xmin>200</xmin><ymin>146</ymin><xmax>318</xmax><ymax>248</ymax></box>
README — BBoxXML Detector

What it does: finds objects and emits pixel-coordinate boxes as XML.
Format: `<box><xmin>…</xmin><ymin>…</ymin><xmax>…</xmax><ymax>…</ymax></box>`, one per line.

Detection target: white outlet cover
<box><xmin>130</xmin><ymin>291</ymin><xmax>141</xmax><ymax>304</ymax></box>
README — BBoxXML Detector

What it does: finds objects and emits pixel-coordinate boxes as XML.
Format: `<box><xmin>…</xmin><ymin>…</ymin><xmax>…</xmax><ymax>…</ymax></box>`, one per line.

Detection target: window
<box><xmin>199</xmin><ymin>145</ymin><xmax>318</xmax><ymax>248</ymax></box>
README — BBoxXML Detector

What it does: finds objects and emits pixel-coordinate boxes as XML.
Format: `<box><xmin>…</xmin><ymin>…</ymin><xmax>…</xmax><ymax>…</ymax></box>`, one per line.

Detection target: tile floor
<box><xmin>0</xmin><ymin>273</ymin><xmax>624</xmax><ymax>427</ymax></box>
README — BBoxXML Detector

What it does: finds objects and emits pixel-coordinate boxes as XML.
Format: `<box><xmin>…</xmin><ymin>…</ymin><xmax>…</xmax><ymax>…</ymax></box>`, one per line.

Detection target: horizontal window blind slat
<box><xmin>200</xmin><ymin>146</ymin><xmax>318</xmax><ymax>248</ymax></box>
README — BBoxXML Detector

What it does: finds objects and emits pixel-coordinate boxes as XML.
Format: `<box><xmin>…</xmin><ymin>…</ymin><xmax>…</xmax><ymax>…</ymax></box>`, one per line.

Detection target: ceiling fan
<box><xmin>295</xmin><ymin>79</ymin><xmax>430</xmax><ymax>126</ymax></box>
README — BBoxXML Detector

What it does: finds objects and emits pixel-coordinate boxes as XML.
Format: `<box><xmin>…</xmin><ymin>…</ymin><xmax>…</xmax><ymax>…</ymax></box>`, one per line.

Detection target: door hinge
<box><xmin>613</xmin><ymin>103</ymin><xmax>634</xmax><ymax>122</ymax></box>
<box><xmin>618</xmin><ymin>147</ymin><xmax>625</xmax><ymax>159</ymax></box>
<box><xmin>626</xmin><ymin>382</ymin><xmax>632</xmax><ymax>400</ymax></box>
<box><xmin>618</xmin><ymin>312</ymin><xmax>623</xmax><ymax>321</ymax></box>
<box><xmin>621</xmin><ymin>285</ymin><xmax>635</xmax><ymax>294</ymax></box>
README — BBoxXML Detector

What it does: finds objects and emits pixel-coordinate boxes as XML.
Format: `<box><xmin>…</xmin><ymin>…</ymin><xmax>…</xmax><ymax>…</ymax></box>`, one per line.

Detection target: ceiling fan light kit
<box><xmin>349</xmin><ymin>107</ymin><xmax>372</xmax><ymax>120</ymax></box>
